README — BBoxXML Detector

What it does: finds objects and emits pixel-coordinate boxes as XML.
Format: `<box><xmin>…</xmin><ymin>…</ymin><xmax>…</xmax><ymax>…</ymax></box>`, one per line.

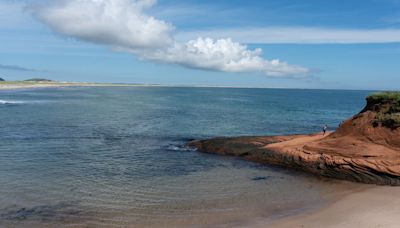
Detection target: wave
<box><xmin>165</xmin><ymin>144</ymin><xmax>197</xmax><ymax>152</ymax></box>
<box><xmin>0</xmin><ymin>99</ymin><xmax>25</xmax><ymax>105</ymax></box>
<box><xmin>0</xmin><ymin>99</ymin><xmax>51</xmax><ymax>105</ymax></box>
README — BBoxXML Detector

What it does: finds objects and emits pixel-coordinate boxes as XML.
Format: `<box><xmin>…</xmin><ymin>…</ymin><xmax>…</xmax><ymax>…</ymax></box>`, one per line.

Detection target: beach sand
<box><xmin>0</xmin><ymin>82</ymin><xmax>68</xmax><ymax>90</ymax></box>
<box><xmin>0</xmin><ymin>82</ymin><xmax>111</xmax><ymax>90</ymax></box>
<box><xmin>266</xmin><ymin>186</ymin><xmax>400</xmax><ymax>228</ymax></box>
<box><xmin>245</xmin><ymin>132</ymin><xmax>400</xmax><ymax>227</ymax></box>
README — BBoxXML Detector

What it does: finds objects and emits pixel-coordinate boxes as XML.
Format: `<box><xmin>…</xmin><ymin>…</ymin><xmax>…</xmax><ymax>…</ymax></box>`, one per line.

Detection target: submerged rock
<box><xmin>189</xmin><ymin>92</ymin><xmax>400</xmax><ymax>185</ymax></box>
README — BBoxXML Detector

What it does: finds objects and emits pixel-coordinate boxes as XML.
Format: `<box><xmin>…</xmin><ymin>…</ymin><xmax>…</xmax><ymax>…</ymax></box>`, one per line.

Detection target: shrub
<box><xmin>367</xmin><ymin>92</ymin><xmax>400</xmax><ymax>129</ymax></box>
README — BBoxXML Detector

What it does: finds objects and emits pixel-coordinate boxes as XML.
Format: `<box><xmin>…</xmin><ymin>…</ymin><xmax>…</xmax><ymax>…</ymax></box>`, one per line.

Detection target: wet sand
<box><xmin>269</xmin><ymin>185</ymin><xmax>400</xmax><ymax>228</ymax></box>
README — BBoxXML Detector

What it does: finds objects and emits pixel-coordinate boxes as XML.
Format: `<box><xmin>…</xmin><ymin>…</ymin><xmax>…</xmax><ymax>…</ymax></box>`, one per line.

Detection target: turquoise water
<box><xmin>0</xmin><ymin>87</ymin><xmax>371</xmax><ymax>227</ymax></box>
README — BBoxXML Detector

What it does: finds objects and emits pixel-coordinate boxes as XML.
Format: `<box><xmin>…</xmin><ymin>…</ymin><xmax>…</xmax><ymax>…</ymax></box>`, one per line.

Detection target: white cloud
<box><xmin>140</xmin><ymin>38</ymin><xmax>308</xmax><ymax>77</ymax></box>
<box><xmin>34</xmin><ymin>0</ymin><xmax>174</xmax><ymax>49</ymax></box>
<box><xmin>177</xmin><ymin>27</ymin><xmax>400</xmax><ymax>44</ymax></box>
<box><xmin>32</xmin><ymin>0</ymin><xmax>309</xmax><ymax>77</ymax></box>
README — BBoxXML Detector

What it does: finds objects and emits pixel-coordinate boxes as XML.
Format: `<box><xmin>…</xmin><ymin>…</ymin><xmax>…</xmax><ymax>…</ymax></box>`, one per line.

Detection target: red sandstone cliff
<box><xmin>189</xmin><ymin>93</ymin><xmax>400</xmax><ymax>185</ymax></box>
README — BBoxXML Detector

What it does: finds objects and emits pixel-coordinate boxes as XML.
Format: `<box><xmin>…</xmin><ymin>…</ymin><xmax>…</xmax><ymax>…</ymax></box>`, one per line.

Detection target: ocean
<box><xmin>0</xmin><ymin>87</ymin><xmax>371</xmax><ymax>227</ymax></box>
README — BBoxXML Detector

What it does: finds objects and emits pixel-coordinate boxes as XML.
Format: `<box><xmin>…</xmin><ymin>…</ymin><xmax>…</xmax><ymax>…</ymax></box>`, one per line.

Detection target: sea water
<box><xmin>0</xmin><ymin>87</ymin><xmax>371</xmax><ymax>227</ymax></box>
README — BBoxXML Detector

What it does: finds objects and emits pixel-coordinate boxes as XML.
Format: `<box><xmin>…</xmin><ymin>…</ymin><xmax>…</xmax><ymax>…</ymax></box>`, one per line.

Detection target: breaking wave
<box><xmin>0</xmin><ymin>100</ymin><xmax>25</xmax><ymax>105</ymax></box>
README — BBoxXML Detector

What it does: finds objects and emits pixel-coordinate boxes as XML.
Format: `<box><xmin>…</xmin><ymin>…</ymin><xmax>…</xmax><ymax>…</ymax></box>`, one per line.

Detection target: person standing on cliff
<box><xmin>322</xmin><ymin>125</ymin><xmax>328</xmax><ymax>135</ymax></box>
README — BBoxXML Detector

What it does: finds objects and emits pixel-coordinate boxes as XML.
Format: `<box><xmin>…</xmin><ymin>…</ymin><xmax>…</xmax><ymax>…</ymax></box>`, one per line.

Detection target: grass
<box><xmin>367</xmin><ymin>92</ymin><xmax>400</xmax><ymax>129</ymax></box>
<box><xmin>377</xmin><ymin>113</ymin><xmax>400</xmax><ymax>129</ymax></box>
<box><xmin>367</xmin><ymin>91</ymin><xmax>400</xmax><ymax>105</ymax></box>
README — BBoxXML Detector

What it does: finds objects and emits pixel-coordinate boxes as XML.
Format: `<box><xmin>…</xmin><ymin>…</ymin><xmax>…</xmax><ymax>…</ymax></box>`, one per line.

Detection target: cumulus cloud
<box><xmin>34</xmin><ymin>0</ymin><xmax>174</xmax><ymax>49</ymax></box>
<box><xmin>32</xmin><ymin>0</ymin><xmax>309</xmax><ymax>77</ymax></box>
<box><xmin>140</xmin><ymin>37</ymin><xmax>308</xmax><ymax>76</ymax></box>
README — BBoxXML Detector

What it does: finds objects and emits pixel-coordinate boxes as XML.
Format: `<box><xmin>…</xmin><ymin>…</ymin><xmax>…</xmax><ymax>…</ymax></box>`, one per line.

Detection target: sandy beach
<box><xmin>269</xmin><ymin>185</ymin><xmax>400</xmax><ymax>228</ymax></box>
<box><xmin>0</xmin><ymin>82</ymin><xmax>75</xmax><ymax>90</ymax></box>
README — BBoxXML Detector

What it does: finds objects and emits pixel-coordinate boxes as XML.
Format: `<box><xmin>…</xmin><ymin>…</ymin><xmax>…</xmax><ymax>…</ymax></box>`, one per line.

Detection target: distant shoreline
<box><xmin>0</xmin><ymin>81</ymin><xmax>384</xmax><ymax>91</ymax></box>
<box><xmin>0</xmin><ymin>81</ymin><xmax>167</xmax><ymax>90</ymax></box>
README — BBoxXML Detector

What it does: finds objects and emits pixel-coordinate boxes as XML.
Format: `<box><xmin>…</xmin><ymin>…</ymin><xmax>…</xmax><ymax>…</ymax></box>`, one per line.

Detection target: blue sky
<box><xmin>1</xmin><ymin>0</ymin><xmax>400</xmax><ymax>90</ymax></box>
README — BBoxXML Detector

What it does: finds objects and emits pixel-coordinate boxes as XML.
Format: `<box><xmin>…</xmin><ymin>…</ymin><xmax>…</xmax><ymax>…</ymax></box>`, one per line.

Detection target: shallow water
<box><xmin>0</xmin><ymin>87</ymin><xmax>371</xmax><ymax>227</ymax></box>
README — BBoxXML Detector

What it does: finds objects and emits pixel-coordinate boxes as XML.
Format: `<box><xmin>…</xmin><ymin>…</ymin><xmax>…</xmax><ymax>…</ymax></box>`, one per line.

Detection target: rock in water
<box><xmin>189</xmin><ymin>92</ymin><xmax>400</xmax><ymax>185</ymax></box>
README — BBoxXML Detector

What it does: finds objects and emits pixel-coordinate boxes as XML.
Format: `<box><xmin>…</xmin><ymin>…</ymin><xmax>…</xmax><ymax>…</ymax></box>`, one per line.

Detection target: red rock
<box><xmin>189</xmin><ymin>94</ymin><xmax>400</xmax><ymax>185</ymax></box>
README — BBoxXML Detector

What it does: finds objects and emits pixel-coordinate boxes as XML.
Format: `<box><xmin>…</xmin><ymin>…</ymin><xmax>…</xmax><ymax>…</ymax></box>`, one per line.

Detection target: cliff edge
<box><xmin>189</xmin><ymin>92</ymin><xmax>400</xmax><ymax>185</ymax></box>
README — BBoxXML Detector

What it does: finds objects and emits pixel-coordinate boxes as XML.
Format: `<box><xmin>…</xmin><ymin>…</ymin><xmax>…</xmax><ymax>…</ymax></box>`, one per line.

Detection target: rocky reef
<box><xmin>189</xmin><ymin>92</ymin><xmax>400</xmax><ymax>185</ymax></box>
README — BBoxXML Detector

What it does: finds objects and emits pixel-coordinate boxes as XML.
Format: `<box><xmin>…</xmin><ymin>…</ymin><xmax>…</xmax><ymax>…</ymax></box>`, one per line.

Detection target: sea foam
<box><xmin>0</xmin><ymin>100</ymin><xmax>25</xmax><ymax>105</ymax></box>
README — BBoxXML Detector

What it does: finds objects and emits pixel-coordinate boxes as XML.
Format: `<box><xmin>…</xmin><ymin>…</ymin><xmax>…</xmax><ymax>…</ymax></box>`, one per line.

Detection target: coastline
<box><xmin>0</xmin><ymin>82</ymin><xmax>165</xmax><ymax>90</ymax></box>
<box><xmin>3</xmin><ymin>86</ymin><xmax>399</xmax><ymax>227</ymax></box>
<box><xmin>0</xmin><ymin>82</ymin><xmax>380</xmax><ymax>91</ymax></box>
<box><xmin>190</xmin><ymin>131</ymin><xmax>400</xmax><ymax>227</ymax></box>
<box><xmin>267</xmin><ymin>185</ymin><xmax>400</xmax><ymax>228</ymax></box>
<box><xmin>190</xmin><ymin>128</ymin><xmax>400</xmax><ymax>185</ymax></box>
<box><xmin>189</xmin><ymin>91</ymin><xmax>400</xmax><ymax>227</ymax></box>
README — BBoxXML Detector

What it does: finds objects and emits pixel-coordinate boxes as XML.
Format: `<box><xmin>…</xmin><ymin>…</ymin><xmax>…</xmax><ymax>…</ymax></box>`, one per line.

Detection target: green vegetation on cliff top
<box><xmin>368</xmin><ymin>92</ymin><xmax>400</xmax><ymax>104</ymax></box>
<box><xmin>367</xmin><ymin>92</ymin><xmax>400</xmax><ymax>129</ymax></box>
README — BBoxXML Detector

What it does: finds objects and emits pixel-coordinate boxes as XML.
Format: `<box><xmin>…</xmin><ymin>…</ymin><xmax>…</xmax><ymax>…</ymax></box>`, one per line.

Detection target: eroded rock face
<box><xmin>189</xmin><ymin>94</ymin><xmax>400</xmax><ymax>185</ymax></box>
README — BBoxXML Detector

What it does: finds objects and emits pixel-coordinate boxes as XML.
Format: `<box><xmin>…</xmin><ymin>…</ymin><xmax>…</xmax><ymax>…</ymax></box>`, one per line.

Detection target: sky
<box><xmin>1</xmin><ymin>0</ymin><xmax>400</xmax><ymax>90</ymax></box>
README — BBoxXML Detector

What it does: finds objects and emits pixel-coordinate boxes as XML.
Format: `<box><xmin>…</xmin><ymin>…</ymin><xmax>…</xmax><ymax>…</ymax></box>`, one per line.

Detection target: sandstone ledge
<box><xmin>189</xmin><ymin>133</ymin><xmax>400</xmax><ymax>185</ymax></box>
<box><xmin>189</xmin><ymin>92</ymin><xmax>400</xmax><ymax>186</ymax></box>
